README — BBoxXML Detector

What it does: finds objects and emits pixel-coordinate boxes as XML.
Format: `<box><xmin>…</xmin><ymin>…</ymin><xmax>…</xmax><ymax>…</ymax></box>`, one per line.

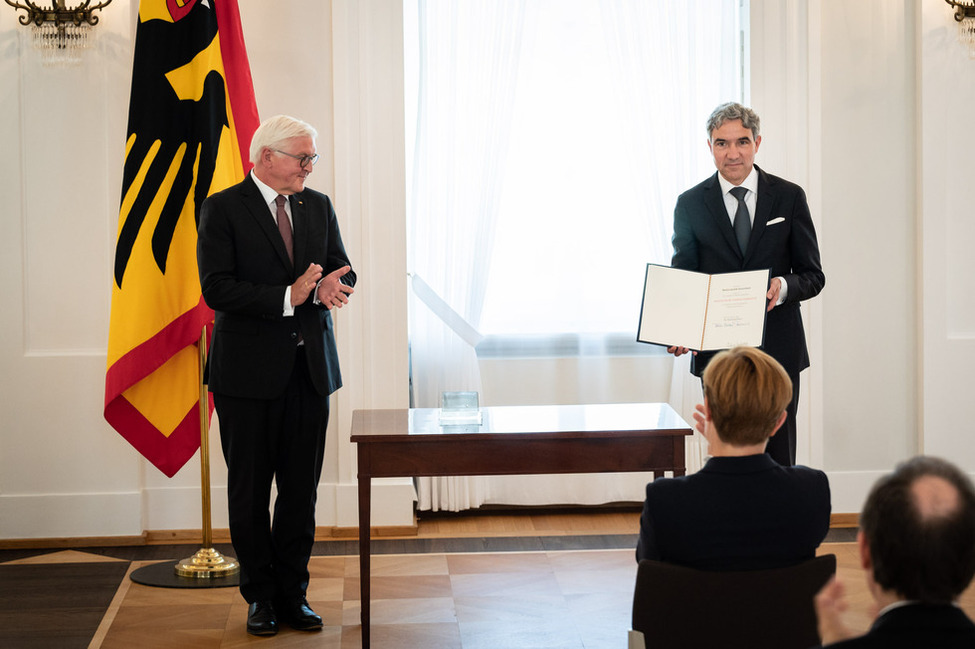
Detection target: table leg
<box><xmin>359</xmin><ymin>473</ymin><xmax>371</xmax><ymax>648</ymax></box>
<box><xmin>673</xmin><ymin>434</ymin><xmax>686</xmax><ymax>477</ymax></box>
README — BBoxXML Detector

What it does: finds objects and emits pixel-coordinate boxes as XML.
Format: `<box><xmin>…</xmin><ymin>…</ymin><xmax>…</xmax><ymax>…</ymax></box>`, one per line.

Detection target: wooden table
<box><xmin>350</xmin><ymin>402</ymin><xmax>692</xmax><ymax>647</ymax></box>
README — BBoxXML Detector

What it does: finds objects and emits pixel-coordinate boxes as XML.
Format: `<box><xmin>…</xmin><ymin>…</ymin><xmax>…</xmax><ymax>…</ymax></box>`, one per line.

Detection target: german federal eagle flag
<box><xmin>104</xmin><ymin>0</ymin><xmax>259</xmax><ymax>477</ymax></box>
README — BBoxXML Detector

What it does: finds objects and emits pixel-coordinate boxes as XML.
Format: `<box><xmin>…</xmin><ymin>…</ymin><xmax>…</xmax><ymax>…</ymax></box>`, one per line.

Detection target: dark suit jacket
<box><xmin>671</xmin><ymin>166</ymin><xmax>825</xmax><ymax>377</ymax></box>
<box><xmin>636</xmin><ymin>454</ymin><xmax>830</xmax><ymax>570</ymax></box>
<box><xmin>197</xmin><ymin>175</ymin><xmax>355</xmax><ymax>399</ymax></box>
<box><xmin>818</xmin><ymin>604</ymin><xmax>975</xmax><ymax>649</ymax></box>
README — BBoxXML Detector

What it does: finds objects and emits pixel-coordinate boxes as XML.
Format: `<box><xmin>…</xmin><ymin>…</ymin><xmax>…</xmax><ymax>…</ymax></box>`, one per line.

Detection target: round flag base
<box><xmin>130</xmin><ymin>559</ymin><xmax>239</xmax><ymax>589</ymax></box>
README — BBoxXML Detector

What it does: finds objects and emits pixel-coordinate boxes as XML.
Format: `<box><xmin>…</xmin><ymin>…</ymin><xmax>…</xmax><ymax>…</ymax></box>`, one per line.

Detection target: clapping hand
<box><xmin>291</xmin><ymin>264</ymin><xmax>323</xmax><ymax>306</ymax></box>
<box><xmin>316</xmin><ymin>265</ymin><xmax>355</xmax><ymax>309</ymax></box>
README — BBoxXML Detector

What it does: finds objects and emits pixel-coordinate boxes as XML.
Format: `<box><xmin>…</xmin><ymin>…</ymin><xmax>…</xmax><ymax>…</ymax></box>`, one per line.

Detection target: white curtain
<box><xmin>599</xmin><ymin>0</ymin><xmax>742</xmax><ymax>475</ymax></box>
<box><xmin>407</xmin><ymin>0</ymin><xmax>527</xmax><ymax>511</ymax></box>
<box><xmin>407</xmin><ymin>0</ymin><xmax>741</xmax><ymax>509</ymax></box>
<box><xmin>599</xmin><ymin>0</ymin><xmax>742</xmax><ymax>257</ymax></box>
<box><xmin>668</xmin><ymin>354</ymin><xmax>709</xmax><ymax>473</ymax></box>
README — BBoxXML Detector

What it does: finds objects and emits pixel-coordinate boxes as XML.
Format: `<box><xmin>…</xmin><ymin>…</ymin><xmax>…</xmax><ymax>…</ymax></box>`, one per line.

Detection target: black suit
<box><xmin>818</xmin><ymin>604</ymin><xmax>975</xmax><ymax>649</ymax></box>
<box><xmin>672</xmin><ymin>166</ymin><xmax>825</xmax><ymax>465</ymax></box>
<box><xmin>198</xmin><ymin>174</ymin><xmax>354</xmax><ymax>604</ymax></box>
<box><xmin>636</xmin><ymin>454</ymin><xmax>830</xmax><ymax>570</ymax></box>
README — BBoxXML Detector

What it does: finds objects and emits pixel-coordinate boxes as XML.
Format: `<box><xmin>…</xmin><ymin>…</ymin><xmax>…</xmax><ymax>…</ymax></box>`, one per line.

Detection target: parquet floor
<box><xmin>0</xmin><ymin>509</ymin><xmax>962</xmax><ymax>649</ymax></box>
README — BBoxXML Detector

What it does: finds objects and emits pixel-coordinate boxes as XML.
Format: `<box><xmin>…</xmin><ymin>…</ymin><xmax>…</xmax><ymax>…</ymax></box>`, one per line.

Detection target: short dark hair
<box><xmin>860</xmin><ymin>456</ymin><xmax>975</xmax><ymax>603</ymax></box>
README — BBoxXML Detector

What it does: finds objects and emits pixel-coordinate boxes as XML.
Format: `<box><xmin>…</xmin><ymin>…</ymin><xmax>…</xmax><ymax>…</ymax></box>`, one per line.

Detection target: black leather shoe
<box><xmin>277</xmin><ymin>597</ymin><xmax>323</xmax><ymax>631</ymax></box>
<box><xmin>246</xmin><ymin>601</ymin><xmax>278</xmax><ymax>636</ymax></box>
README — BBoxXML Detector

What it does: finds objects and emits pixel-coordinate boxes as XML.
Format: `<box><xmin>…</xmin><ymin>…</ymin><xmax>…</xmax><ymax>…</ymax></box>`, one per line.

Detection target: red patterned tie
<box><xmin>274</xmin><ymin>194</ymin><xmax>293</xmax><ymax>264</ymax></box>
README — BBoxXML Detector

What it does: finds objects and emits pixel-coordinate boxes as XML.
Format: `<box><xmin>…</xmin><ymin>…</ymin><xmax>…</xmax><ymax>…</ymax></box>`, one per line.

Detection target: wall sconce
<box><xmin>945</xmin><ymin>0</ymin><xmax>975</xmax><ymax>58</ymax></box>
<box><xmin>4</xmin><ymin>0</ymin><xmax>113</xmax><ymax>66</ymax></box>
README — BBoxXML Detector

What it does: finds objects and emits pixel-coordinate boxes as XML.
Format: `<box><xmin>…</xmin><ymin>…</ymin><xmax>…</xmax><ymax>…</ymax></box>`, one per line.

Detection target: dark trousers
<box><xmin>765</xmin><ymin>369</ymin><xmax>800</xmax><ymax>467</ymax></box>
<box><xmin>213</xmin><ymin>348</ymin><xmax>329</xmax><ymax>604</ymax></box>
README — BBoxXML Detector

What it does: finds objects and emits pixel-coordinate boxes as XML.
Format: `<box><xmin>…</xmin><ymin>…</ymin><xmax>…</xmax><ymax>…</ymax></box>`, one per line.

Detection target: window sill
<box><xmin>475</xmin><ymin>333</ymin><xmax>668</xmax><ymax>359</ymax></box>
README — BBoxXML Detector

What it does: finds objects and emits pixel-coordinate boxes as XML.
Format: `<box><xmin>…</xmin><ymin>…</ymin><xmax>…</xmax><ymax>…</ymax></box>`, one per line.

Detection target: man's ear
<box><xmin>857</xmin><ymin>529</ymin><xmax>872</xmax><ymax>571</ymax></box>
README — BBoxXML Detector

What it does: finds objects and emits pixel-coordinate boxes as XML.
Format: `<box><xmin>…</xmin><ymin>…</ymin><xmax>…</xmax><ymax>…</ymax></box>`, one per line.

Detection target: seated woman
<box><xmin>636</xmin><ymin>346</ymin><xmax>830</xmax><ymax>569</ymax></box>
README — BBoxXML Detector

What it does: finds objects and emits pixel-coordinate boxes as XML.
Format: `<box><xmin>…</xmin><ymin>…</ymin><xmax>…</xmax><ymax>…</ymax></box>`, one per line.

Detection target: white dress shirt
<box><xmin>716</xmin><ymin>168</ymin><xmax>787</xmax><ymax>305</ymax></box>
<box><xmin>250</xmin><ymin>171</ymin><xmax>298</xmax><ymax>316</ymax></box>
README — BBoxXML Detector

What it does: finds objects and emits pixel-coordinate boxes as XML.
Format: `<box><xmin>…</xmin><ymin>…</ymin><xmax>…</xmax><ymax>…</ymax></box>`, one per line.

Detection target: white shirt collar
<box><xmin>250</xmin><ymin>170</ymin><xmax>283</xmax><ymax>209</ymax></box>
<box><xmin>876</xmin><ymin>600</ymin><xmax>918</xmax><ymax>618</ymax></box>
<box><xmin>717</xmin><ymin>166</ymin><xmax>759</xmax><ymax>197</ymax></box>
<box><xmin>876</xmin><ymin>599</ymin><xmax>962</xmax><ymax>618</ymax></box>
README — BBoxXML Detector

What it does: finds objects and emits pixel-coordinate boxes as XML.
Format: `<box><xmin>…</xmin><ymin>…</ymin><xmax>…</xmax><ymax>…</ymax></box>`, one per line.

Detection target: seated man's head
<box><xmin>701</xmin><ymin>346</ymin><xmax>791</xmax><ymax>448</ymax></box>
<box><xmin>859</xmin><ymin>455</ymin><xmax>975</xmax><ymax>604</ymax></box>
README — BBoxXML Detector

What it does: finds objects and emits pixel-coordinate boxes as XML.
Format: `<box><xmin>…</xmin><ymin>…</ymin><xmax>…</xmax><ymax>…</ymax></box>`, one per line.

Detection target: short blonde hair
<box><xmin>249</xmin><ymin>114</ymin><xmax>318</xmax><ymax>165</ymax></box>
<box><xmin>702</xmin><ymin>346</ymin><xmax>791</xmax><ymax>446</ymax></box>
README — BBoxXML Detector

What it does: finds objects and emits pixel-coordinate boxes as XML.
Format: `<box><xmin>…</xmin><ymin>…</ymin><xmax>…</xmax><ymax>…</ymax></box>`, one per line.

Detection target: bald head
<box><xmin>912</xmin><ymin>474</ymin><xmax>961</xmax><ymax>520</ymax></box>
<box><xmin>860</xmin><ymin>456</ymin><xmax>975</xmax><ymax>603</ymax></box>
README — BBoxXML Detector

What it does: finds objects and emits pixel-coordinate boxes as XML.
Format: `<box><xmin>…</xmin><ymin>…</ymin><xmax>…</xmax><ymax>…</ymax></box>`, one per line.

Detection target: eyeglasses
<box><xmin>272</xmin><ymin>148</ymin><xmax>320</xmax><ymax>169</ymax></box>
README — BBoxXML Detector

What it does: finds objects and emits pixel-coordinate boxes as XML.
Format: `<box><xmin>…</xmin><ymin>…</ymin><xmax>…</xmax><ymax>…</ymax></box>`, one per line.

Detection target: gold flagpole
<box><xmin>175</xmin><ymin>327</ymin><xmax>239</xmax><ymax>578</ymax></box>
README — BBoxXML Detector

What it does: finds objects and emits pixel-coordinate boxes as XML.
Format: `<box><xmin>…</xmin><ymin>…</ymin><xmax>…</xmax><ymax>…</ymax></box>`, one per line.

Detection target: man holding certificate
<box><xmin>668</xmin><ymin>102</ymin><xmax>825</xmax><ymax>467</ymax></box>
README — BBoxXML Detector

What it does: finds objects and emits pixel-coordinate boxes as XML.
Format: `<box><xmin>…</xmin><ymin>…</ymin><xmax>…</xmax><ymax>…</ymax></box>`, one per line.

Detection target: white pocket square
<box><xmin>766</xmin><ymin>217</ymin><xmax>785</xmax><ymax>226</ymax></box>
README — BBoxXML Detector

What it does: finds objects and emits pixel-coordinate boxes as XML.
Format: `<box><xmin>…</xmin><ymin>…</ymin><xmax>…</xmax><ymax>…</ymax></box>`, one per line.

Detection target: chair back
<box><xmin>631</xmin><ymin>554</ymin><xmax>836</xmax><ymax>649</ymax></box>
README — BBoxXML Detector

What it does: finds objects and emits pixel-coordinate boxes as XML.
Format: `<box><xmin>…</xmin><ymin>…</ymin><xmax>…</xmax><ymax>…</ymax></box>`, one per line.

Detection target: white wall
<box><xmin>0</xmin><ymin>0</ymin><xmax>413</xmax><ymax>541</ymax></box>
<box><xmin>917</xmin><ymin>2</ymin><xmax>975</xmax><ymax>465</ymax></box>
<box><xmin>1</xmin><ymin>0</ymin><xmax>973</xmax><ymax>540</ymax></box>
<box><xmin>817</xmin><ymin>1</ymin><xmax>922</xmax><ymax>509</ymax></box>
<box><xmin>0</xmin><ymin>1</ymin><xmax>138</xmax><ymax>539</ymax></box>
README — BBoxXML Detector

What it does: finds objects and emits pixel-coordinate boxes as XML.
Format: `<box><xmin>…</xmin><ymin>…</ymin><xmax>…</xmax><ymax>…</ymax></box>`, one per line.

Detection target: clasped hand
<box><xmin>291</xmin><ymin>264</ymin><xmax>355</xmax><ymax>308</ymax></box>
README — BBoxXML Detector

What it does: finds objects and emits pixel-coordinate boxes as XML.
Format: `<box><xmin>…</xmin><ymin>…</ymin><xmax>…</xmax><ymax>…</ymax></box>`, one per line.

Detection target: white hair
<box><xmin>249</xmin><ymin>114</ymin><xmax>318</xmax><ymax>164</ymax></box>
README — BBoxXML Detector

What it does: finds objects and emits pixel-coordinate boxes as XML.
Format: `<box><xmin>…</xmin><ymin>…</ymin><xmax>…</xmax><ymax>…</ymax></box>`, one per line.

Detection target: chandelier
<box><xmin>4</xmin><ymin>0</ymin><xmax>113</xmax><ymax>67</ymax></box>
<box><xmin>945</xmin><ymin>0</ymin><xmax>975</xmax><ymax>58</ymax></box>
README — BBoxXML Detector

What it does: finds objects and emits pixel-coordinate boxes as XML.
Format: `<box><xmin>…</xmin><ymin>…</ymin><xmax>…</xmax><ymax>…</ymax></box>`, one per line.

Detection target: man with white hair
<box><xmin>198</xmin><ymin>114</ymin><xmax>355</xmax><ymax>636</ymax></box>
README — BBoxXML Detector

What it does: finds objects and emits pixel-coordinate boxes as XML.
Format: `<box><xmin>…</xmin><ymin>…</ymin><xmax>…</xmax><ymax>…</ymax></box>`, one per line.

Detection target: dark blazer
<box><xmin>198</xmin><ymin>174</ymin><xmax>355</xmax><ymax>399</ymax></box>
<box><xmin>671</xmin><ymin>166</ymin><xmax>825</xmax><ymax>377</ymax></box>
<box><xmin>636</xmin><ymin>454</ymin><xmax>831</xmax><ymax>570</ymax></box>
<box><xmin>818</xmin><ymin>604</ymin><xmax>975</xmax><ymax>649</ymax></box>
